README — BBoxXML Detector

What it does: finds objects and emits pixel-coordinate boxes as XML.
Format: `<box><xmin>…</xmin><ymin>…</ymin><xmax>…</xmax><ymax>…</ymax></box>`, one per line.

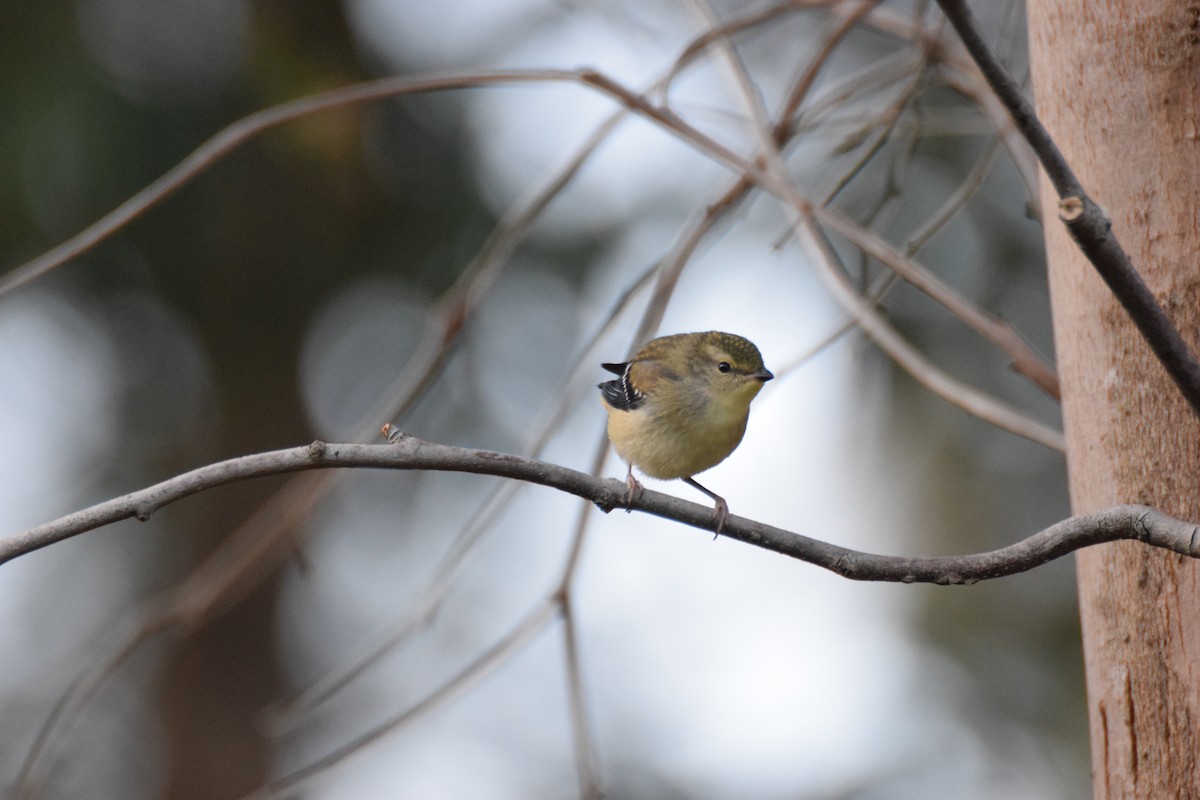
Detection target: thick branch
<box><xmin>935</xmin><ymin>0</ymin><xmax>1200</xmax><ymax>416</ymax></box>
<box><xmin>3</xmin><ymin>437</ymin><xmax>1196</xmax><ymax>583</ymax></box>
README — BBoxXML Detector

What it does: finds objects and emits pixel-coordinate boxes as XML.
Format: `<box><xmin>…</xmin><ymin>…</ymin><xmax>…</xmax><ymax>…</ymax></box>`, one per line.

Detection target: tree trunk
<box><xmin>1026</xmin><ymin>1</ymin><xmax>1200</xmax><ymax>796</ymax></box>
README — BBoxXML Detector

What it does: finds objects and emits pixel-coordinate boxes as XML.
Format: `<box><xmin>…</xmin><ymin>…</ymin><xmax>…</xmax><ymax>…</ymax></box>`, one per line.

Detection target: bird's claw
<box><xmin>624</xmin><ymin>474</ymin><xmax>644</xmax><ymax>513</ymax></box>
<box><xmin>711</xmin><ymin>499</ymin><xmax>729</xmax><ymax>539</ymax></box>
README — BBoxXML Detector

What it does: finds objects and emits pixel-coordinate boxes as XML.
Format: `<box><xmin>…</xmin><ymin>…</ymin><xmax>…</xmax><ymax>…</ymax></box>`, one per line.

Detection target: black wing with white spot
<box><xmin>598</xmin><ymin>361</ymin><xmax>644</xmax><ymax>411</ymax></box>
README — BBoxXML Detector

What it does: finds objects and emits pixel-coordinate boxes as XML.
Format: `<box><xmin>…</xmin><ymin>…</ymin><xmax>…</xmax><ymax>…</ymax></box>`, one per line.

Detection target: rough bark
<box><xmin>1027</xmin><ymin>1</ymin><xmax>1200</xmax><ymax>796</ymax></box>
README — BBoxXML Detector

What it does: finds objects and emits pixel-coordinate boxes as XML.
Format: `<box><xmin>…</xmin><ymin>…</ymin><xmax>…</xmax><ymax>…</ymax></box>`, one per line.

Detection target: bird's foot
<box><xmin>711</xmin><ymin>498</ymin><xmax>729</xmax><ymax>538</ymax></box>
<box><xmin>682</xmin><ymin>477</ymin><xmax>730</xmax><ymax>538</ymax></box>
<box><xmin>624</xmin><ymin>474</ymin><xmax>644</xmax><ymax>513</ymax></box>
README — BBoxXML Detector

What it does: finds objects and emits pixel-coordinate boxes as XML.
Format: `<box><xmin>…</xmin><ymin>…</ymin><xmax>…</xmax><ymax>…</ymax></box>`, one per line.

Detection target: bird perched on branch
<box><xmin>599</xmin><ymin>331</ymin><xmax>773</xmax><ymax>533</ymax></box>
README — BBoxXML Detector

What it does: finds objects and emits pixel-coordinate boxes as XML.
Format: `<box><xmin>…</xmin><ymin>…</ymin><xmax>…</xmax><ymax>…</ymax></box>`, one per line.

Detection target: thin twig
<box><xmin>776</xmin><ymin>0</ymin><xmax>887</xmax><ymax>139</ymax></box>
<box><xmin>5</xmin><ymin>60</ymin><xmax>1058</xmax><ymax>445</ymax></box>
<box><xmin>0</xmin><ymin>69</ymin><xmax>600</xmax><ymax>298</ymax></box>
<box><xmin>11</xmin><ymin>612</ymin><xmax>176</xmax><ymax>798</ymax></box>
<box><xmin>902</xmin><ymin>133</ymin><xmax>1002</xmax><ymax>256</ymax></box>
<box><xmin>813</xmin><ymin>204</ymin><xmax>1060</xmax><ymax>398</ymax></box>
<box><xmin>553</xmin><ymin>443</ymin><xmax>610</xmax><ymax>800</ymax></box>
<box><xmin>559</xmin><ymin>598</ymin><xmax>602</xmax><ymax>800</ymax></box>
<box><xmin>535</xmin><ymin>412</ymin><xmax>629</xmax><ymax>800</ymax></box>
<box><xmin>771</xmin><ymin>269</ymin><xmax>901</xmax><ymax>379</ymax></box>
<box><xmin>242</xmin><ymin>600</ymin><xmax>560</xmax><ymax>800</ymax></box>
<box><xmin>263</xmin><ymin>482</ymin><xmax>516</xmax><ymax>728</ymax></box>
<box><xmin>797</xmin><ymin>216</ymin><xmax>1064</xmax><ymax>449</ymax></box>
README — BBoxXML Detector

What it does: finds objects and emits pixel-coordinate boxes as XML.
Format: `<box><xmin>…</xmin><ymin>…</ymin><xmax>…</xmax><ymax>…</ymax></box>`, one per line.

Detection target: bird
<box><xmin>598</xmin><ymin>331</ymin><xmax>773</xmax><ymax>533</ymax></box>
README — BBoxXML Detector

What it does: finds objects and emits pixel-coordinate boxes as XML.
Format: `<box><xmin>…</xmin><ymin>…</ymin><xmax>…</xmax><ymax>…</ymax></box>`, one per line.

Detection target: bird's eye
<box><xmin>717</xmin><ymin>361</ymin><xmax>732</xmax><ymax>373</ymax></box>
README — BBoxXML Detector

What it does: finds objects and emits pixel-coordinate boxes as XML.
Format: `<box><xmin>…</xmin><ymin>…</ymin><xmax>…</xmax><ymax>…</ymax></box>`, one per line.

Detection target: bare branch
<box><xmin>561</xmin><ymin>612</ymin><xmax>602</xmax><ymax>800</ymax></box>
<box><xmin>3</xmin><ymin>57</ymin><xmax>1060</xmax><ymax>447</ymax></box>
<box><xmin>813</xmin><ymin>204</ymin><xmax>1060</xmax><ymax>399</ymax></box>
<box><xmin>243</xmin><ymin>600</ymin><xmax>560</xmax><ymax>800</ymax></box>
<box><xmin>563</xmin><ymin>71</ymin><xmax>1062</xmax><ymax>447</ymax></box>
<box><xmin>796</xmin><ymin>216</ymin><xmax>1066</xmax><ymax>450</ymax></box>
<box><xmin>934</xmin><ymin>0</ymin><xmax>1200</xmax><ymax>416</ymax></box>
<box><xmin>0</xmin><ymin>68</ymin><xmax>631</xmax><ymax>299</ymax></box>
<box><xmin>4</xmin><ymin>437</ymin><xmax>1195</xmax><ymax>583</ymax></box>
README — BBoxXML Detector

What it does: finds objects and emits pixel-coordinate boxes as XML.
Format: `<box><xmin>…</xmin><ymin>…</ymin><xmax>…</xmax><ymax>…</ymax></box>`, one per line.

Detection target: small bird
<box><xmin>599</xmin><ymin>331</ymin><xmax>773</xmax><ymax>532</ymax></box>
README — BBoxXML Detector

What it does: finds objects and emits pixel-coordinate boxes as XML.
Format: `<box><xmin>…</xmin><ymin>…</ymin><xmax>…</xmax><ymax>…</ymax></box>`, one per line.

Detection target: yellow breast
<box><xmin>603</xmin><ymin>392</ymin><xmax>752</xmax><ymax>480</ymax></box>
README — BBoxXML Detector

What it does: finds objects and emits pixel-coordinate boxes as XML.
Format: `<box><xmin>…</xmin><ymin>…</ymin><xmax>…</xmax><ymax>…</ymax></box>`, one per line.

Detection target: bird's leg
<box><xmin>623</xmin><ymin>462</ymin><xmax>644</xmax><ymax>512</ymax></box>
<box><xmin>683</xmin><ymin>477</ymin><xmax>729</xmax><ymax>536</ymax></box>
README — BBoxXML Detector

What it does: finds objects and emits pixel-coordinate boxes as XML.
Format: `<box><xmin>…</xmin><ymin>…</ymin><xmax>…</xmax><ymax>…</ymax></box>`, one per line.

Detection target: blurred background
<box><xmin>0</xmin><ymin>1</ymin><xmax>1080</xmax><ymax>798</ymax></box>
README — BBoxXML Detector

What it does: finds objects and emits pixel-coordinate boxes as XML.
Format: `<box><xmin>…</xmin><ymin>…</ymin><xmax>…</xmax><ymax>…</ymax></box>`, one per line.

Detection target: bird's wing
<box><xmin>598</xmin><ymin>362</ymin><xmax>644</xmax><ymax>411</ymax></box>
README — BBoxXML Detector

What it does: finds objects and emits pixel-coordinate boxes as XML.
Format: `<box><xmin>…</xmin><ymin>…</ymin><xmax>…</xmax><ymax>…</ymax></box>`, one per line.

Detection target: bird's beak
<box><xmin>754</xmin><ymin>368</ymin><xmax>774</xmax><ymax>382</ymax></box>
